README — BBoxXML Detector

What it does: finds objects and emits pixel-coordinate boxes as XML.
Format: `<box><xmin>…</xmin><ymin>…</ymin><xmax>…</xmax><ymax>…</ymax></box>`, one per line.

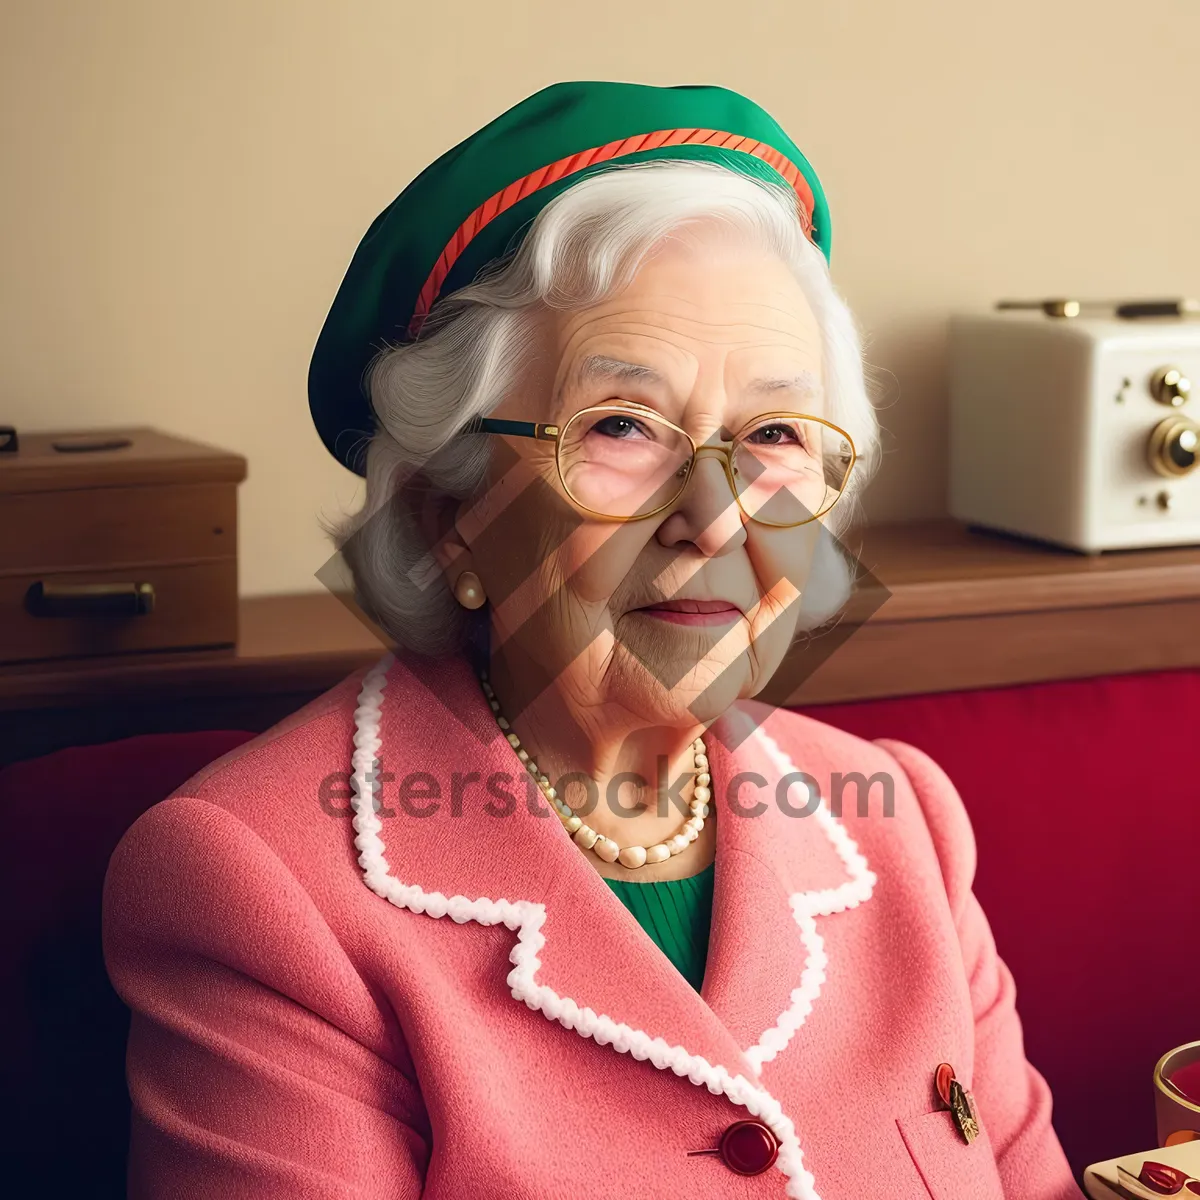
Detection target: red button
<box><xmin>718</xmin><ymin>1119</ymin><xmax>780</xmax><ymax>1176</ymax></box>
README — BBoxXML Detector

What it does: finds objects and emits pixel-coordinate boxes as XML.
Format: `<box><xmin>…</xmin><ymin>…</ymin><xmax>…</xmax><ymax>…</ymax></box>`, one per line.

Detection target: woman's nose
<box><xmin>661</xmin><ymin>448</ymin><xmax>746</xmax><ymax>555</ymax></box>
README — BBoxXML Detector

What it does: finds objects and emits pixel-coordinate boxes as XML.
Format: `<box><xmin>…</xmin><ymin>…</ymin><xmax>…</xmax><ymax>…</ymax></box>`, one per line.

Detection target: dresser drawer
<box><xmin>0</xmin><ymin>482</ymin><xmax>237</xmax><ymax>573</ymax></box>
<box><xmin>0</xmin><ymin>560</ymin><xmax>237</xmax><ymax>665</ymax></box>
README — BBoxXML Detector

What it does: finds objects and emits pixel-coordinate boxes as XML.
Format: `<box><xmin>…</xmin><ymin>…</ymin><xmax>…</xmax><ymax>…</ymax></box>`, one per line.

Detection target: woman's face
<box><xmin>455</xmin><ymin>225</ymin><xmax>829</xmax><ymax>733</ymax></box>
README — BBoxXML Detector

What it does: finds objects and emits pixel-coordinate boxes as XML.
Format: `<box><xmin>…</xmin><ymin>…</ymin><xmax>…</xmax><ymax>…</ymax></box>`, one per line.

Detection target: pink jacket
<box><xmin>103</xmin><ymin>651</ymin><xmax>1083</xmax><ymax>1200</ymax></box>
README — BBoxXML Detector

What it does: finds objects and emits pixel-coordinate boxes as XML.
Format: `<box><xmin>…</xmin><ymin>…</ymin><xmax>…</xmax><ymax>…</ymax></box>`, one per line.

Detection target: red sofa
<box><xmin>3</xmin><ymin>668</ymin><xmax>1197</xmax><ymax>1193</ymax></box>
<box><xmin>0</xmin><ymin>730</ymin><xmax>255</xmax><ymax>1199</ymax></box>
<box><xmin>799</xmin><ymin>667</ymin><xmax>1200</xmax><ymax>1175</ymax></box>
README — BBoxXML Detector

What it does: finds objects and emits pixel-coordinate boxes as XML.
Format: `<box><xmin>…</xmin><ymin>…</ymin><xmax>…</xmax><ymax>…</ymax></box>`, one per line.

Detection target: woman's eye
<box><xmin>748</xmin><ymin>423</ymin><xmax>802</xmax><ymax>447</ymax></box>
<box><xmin>592</xmin><ymin>414</ymin><xmax>649</xmax><ymax>439</ymax></box>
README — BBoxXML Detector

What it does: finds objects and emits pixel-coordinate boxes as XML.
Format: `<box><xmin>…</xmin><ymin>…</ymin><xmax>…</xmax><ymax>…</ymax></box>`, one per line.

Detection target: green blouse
<box><xmin>604</xmin><ymin>863</ymin><xmax>715</xmax><ymax>992</ymax></box>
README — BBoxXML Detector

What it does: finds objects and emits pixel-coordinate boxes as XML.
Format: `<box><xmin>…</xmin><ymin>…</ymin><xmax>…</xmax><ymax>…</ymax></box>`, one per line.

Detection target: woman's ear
<box><xmin>416</xmin><ymin>484</ymin><xmax>473</xmax><ymax>580</ymax></box>
<box><xmin>417</xmin><ymin>489</ymin><xmax>489</xmax><ymax>611</ymax></box>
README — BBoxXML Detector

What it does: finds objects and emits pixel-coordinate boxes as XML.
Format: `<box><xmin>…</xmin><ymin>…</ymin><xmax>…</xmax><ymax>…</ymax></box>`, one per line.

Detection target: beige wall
<box><xmin>3</xmin><ymin>0</ymin><xmax>1198</xmax><ymax>594</ymax></box>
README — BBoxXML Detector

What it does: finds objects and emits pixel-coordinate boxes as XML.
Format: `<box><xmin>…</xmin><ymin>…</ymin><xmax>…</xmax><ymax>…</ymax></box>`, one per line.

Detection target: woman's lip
<box><xmin>633</xmin><ymin>600</ymin><xmax>743</xmax><ymax>626</ymax></box>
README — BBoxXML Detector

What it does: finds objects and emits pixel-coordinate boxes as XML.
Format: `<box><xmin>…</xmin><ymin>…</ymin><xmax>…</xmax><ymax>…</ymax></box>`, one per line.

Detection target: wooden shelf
<box><xmin>0</xmin><ymin>594</ymin><xmax>387</xmax><ymax>764</ymax></box>
<box><xmin>764</xmin><ymin>519</ymin><xmax>1200</xmax><ymax>706</ymax></box>
<box><xmin>849</xmin><ymin>519</ymin><xmax>1200</xmax><ymax>620</ymax></box>
<box><xmin>0</xmin><ymin>592</ymin><xmax>386</xmax><ymax>710</ymax></box>
<box><xmin>4</xmin><ymin>519</ymin><xmax>1199</xmax><ymax>762</ymax></box>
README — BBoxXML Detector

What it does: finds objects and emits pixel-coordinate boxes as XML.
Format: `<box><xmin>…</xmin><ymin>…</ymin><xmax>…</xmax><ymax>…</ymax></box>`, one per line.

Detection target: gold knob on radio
<box><xmin>1148</xmin><ymin>416</ymin><xmax>1200</xmax><ymax>477</ymax></box>
<box><xmin>1150</xmin><ymin>366</ymin><xmax>1191</xmax><ymax>407</ymax></box>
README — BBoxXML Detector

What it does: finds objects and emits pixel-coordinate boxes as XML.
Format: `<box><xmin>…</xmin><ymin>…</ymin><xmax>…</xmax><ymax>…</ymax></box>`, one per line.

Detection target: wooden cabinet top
<box><xmin>849</xmin><ymin>519</ymin><xmax>1200</xmax><ymax>620</ymax></box>
<box><xmin>0</xmin><ymin>428</ymin><xmax>247</xmax><ymax>494</ymax></box>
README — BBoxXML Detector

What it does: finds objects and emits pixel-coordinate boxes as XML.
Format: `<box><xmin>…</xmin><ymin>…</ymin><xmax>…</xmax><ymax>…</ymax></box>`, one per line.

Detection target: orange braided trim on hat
<box><xmin>409</xmin><ymin>127</ymin><xmax>816</xmax><ymax>334</ymax></box>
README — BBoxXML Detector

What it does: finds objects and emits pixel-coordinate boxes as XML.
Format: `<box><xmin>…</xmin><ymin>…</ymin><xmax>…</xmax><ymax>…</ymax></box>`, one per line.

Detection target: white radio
<box><xmin>949</xmin><ymin>305</ymin><xmax>1200</xmax><ymax>552</ymax></box>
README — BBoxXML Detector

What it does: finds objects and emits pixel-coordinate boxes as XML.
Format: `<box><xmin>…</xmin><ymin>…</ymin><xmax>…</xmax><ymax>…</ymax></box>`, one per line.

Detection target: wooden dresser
<box><xmin>0</xmin><ymin>428</ymin><xmax>245</xmax><ymax>666</ymax></box>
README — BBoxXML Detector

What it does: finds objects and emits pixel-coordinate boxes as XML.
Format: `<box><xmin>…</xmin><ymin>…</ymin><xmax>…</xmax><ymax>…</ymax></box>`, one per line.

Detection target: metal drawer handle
<box><xmin>25</xmin><ymin>581</ymin><xmax>156</xmax><ymax>618</ymax></box>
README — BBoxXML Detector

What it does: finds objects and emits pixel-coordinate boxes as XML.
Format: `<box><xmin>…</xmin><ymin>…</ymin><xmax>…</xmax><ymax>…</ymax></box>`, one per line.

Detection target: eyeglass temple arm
<box><xmin>470</xmin><ymin>417</ymin><xmax>560</xmax><ymax>442</ymax></box>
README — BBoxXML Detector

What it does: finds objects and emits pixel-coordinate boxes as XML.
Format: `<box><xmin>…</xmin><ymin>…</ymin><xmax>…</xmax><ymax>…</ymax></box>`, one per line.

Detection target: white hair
<box><xmin>333</xmin><ymin>160</ymin><xmax>880</xmax><ymax>656</ymax></box>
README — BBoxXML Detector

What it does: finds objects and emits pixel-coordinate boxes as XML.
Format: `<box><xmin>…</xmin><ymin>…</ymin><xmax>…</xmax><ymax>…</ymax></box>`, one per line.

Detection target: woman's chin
<box><xmin>608</xmin><ymin>624</ymin><xmax>752</xmax><ymax>726</ymax></box>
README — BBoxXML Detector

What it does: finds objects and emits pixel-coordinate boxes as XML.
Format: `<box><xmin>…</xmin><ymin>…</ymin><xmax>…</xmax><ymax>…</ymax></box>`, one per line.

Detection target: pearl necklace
<box><xmin>479</xmin><ymin>673</ymin><xmax>711</xmax><ymax>871</ymax></box>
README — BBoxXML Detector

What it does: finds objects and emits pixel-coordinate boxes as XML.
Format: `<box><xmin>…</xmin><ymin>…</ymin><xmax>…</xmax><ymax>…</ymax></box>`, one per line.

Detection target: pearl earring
<box><xmin>454</xmin><ymin>570</ymin><xmax>486</xmax><ymax>610</ymax></box>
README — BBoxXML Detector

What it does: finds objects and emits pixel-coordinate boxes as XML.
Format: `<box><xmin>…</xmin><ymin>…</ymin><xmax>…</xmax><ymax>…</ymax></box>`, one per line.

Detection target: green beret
<box><xmin>308</xmin><ymin>80</ymin><xmax>831</xmax><ymax>474</ymax></box>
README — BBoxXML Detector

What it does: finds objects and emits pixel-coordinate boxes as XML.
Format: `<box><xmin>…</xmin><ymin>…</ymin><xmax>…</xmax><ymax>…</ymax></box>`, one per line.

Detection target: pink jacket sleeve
<box><xmin>877</xmin><ymin>738</ymin><xmax>1084</xmax><ymax>1200</ymax></box>
<box><xmin>102</xmin><ymin>796</ymin><xmax>429</xmax><ymax>1199</ymax></box>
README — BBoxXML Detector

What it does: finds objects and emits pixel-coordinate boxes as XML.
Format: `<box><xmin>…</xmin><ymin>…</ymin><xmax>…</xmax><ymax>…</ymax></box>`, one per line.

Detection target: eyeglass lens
<box><xmin>557</xmin><ymin>406</ymin><xmax>852</xmax><ymax>524</ymax></box>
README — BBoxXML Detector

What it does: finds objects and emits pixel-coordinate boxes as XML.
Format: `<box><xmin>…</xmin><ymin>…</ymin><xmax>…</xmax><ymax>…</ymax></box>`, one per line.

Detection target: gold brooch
<box><xmin>935</xmin><ymin>1063</ymin><xmax>980</xmax><ymax>1144</ymax></box>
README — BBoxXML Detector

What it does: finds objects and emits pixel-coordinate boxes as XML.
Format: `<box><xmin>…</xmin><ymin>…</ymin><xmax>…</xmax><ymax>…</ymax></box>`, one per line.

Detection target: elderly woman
<box><xmin>104</xmin><ymin>83</ymin><xmax>1083</xmax><ymax>1200</ymax></box>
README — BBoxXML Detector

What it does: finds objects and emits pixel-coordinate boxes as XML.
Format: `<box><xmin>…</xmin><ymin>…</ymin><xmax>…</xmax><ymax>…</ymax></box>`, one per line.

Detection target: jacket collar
<box><xmin>348</xmin><ymin>651</ymin><xmax>875</xmax><ymax>1200</ymax></box>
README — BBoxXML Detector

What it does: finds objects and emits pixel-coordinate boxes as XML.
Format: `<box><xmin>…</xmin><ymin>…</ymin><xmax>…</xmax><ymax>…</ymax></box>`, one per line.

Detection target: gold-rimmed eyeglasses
<box><xmin>466</xmin><ymin>404</ymin><xmax>857</xmax><ymax>527</ymax></box>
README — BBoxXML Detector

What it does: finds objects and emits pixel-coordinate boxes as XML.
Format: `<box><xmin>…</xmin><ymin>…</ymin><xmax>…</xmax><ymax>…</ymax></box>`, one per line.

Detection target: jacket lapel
<box><xmin>366</xmin><ymin>650</ymin><xmax>754</xmax><ymax>1080</ymax></box>
<box><xmin>700</xmin><ymin>705</ymin><xmax>877</xmax><ymax>1073</ymax></box>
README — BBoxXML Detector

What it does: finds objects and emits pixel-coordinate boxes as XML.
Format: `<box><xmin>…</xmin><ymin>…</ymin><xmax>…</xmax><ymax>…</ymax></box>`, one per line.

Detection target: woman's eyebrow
<box><xmin>573</xmin><ymin>354</ymin><xmax>666</xmax><ymax>388</ymax></box>
<box><xmin>745</xmin><ymin>370</ymin><xmax>823</xmax><ymax>399</ymax></box>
